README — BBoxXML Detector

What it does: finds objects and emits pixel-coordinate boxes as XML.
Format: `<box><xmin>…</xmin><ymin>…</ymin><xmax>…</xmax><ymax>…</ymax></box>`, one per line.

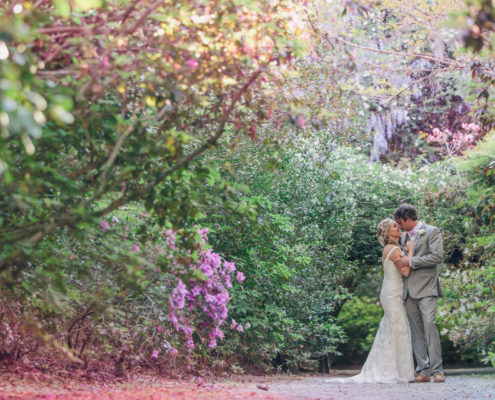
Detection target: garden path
<box><xmin>0</xmin><ymin>369</ymin><xmax>494</xmax><ymax>400</ymax></box>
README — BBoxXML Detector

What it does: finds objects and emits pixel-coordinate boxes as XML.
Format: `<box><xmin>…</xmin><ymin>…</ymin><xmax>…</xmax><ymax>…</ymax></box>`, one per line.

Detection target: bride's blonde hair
<box><xmin>377</xmin><ymin>218</ymin><xmax>397</xmax><ymax>247</ymax></box>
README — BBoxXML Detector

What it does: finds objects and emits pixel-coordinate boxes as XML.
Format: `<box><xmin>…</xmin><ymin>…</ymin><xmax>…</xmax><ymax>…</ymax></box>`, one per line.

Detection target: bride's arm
<box><xmin>390</xmin><ymin>244</ymin><xmax>412</xmax><ymax>277</ymax></box>
<box><xmin>399</xmin><ymin>242</ymin><xmax>413</xmax><ymax>277</ymax></box>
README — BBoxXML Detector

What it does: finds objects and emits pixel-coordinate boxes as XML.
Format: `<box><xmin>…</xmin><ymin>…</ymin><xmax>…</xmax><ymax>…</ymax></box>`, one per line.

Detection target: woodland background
<box><xmin>0</xmin><ymin>0</ymin><xmax>494</xmax><ymax>379</ymax></box>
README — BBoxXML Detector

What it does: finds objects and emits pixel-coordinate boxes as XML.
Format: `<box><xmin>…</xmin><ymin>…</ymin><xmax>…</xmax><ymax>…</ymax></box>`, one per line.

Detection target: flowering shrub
<box><xmin>0</xmin><ymin>199</ymin><xmax>246</xmax><ymax>373</ymax></box>
<box><xmin>422</xmin><ymin>123</ymin><xmax>482</xmax><ymax>157</ymax></box>
<box><xmin>167</xmin><ymin>228</ymin><xmax>244</xmax><ymax>351</ymax></box>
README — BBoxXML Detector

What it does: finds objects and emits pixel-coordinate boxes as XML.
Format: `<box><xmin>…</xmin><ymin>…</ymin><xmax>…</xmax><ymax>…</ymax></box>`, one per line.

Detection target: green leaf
<box><xmin>53</xmin><ymin>0</ymin><xmax>71</xmax><ymax>18</ymax></box>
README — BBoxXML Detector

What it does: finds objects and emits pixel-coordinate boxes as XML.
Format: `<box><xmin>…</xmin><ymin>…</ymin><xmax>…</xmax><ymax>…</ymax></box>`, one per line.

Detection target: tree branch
<box><xmin>95</xmin><ymin>67</ymin><xmax>265</xmax><ymax>217</ymax></box>
<box><xmin>126</xmin><ymin>0</ymin><xmax>164</xmax><ymax>34</ymax></box>
<box><xmin>334</xmin><ymin>36</ymin><xmax>464</xmax><ymax>68</ymax></box>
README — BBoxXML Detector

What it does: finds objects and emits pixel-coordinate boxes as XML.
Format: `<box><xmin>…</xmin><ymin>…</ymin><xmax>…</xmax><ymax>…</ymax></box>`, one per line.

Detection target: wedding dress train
<box><xmin>334</xmin><ymin>246</ymin><xmax>415</xmax><ymax>383</ymax></box>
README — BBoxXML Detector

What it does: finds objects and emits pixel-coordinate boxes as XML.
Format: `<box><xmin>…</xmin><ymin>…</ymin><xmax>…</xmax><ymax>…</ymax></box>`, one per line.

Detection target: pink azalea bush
<box><xmin>424</xmin><ymin>123</ymin><xmax>481</xmax><ymax>156</ymax></box>
<box><xmin>167</xmin><ymin>228</ymin><xmax>243</xmax><ymax>350</ymax></box>
<box><xmin>98</xmin><ymin>211</ymin><xmax>247</xmax><ymax>360</ymax></box>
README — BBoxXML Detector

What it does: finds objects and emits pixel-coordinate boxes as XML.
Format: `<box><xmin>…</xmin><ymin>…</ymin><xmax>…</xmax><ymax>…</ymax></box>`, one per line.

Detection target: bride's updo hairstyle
<box><xmin>377</xmin><ymin>218</ymin><xmax>396</xmax><ymax>247</ymax></box>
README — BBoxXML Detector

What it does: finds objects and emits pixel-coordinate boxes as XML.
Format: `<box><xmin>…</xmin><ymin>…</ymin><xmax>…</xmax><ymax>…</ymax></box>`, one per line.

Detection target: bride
<box><xmin>332</xmin><ymin>218</ymin><xmax>415</xmax><ymax>384</ymax></box>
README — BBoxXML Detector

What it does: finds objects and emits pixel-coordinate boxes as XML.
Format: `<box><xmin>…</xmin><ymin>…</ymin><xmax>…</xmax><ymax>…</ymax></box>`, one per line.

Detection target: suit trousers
<box><xmin>405</xmin><ymin>296</ymin><xmax>443</xmax><ymax>375</ymax></box>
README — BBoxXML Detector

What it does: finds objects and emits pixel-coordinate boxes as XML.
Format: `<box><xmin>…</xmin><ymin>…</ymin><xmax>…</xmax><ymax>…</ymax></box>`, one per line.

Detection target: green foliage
<box><xmin>2</xmin><ymin>0</ymin><xmax>494</xmax><ymax>375</ymax></box>
<box><xmin>0</xmin><ymin>0</ymin><xmax>309</xmax><ymax>279</ymax></box>
<box><xmin>335</xmin><ymin>297</ymin><xmax>383</xmax><ymax>363</ymax></box>
<box><xmin>435</xmin><ymin>132</ymin><xmax>495</xmax><ymax>367</ymax></box>
<box><xmin>192</xmin><ymin>137</ymin><xmax>460</xmax><ymax>370</ymax></box>
<box><xmin>198</xmin><ymin>142</ymin><xmax>353</xmax><ymax>370</ymax></box>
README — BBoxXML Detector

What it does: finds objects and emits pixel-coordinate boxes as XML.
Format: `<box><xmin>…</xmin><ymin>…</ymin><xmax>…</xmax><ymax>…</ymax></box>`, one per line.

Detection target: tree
<box><xmin>0</xmin><ymin>0</ymin><xmax>309</xmax><ymax>277</ymax></box>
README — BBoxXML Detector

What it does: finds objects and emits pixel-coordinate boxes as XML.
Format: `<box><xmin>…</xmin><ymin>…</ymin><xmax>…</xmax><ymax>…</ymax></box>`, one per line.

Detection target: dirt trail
<box><xmin>0</xmin><ymin>371</ymin><xmax>494</xmax><ymax>400</ymax></box>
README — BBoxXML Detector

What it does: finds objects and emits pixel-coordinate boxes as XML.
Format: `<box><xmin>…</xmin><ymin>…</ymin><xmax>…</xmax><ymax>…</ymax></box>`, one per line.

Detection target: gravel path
<box><xmin>227</xmin><ymin>371</ymin><xmax>495</xmax><ymax>400</ymax></box>
<box><xmin>0</xmin><ymin>370</ymin><xmax>493</xmax><ymax>399</ymax></box>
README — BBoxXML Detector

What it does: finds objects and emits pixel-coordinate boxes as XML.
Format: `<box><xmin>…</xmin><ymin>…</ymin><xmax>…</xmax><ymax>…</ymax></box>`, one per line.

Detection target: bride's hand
<box><xmin>406</xmin><ymin>241</ymin><xmax>414</xmax><ymax>255</ymax></box>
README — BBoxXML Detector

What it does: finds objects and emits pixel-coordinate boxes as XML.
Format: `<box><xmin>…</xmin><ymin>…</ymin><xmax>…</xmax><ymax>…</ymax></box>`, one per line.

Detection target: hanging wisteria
<box><xmin>369</xmin><ymin>108</ymin><xmax>408</xmax><ymax>161</ymax></box>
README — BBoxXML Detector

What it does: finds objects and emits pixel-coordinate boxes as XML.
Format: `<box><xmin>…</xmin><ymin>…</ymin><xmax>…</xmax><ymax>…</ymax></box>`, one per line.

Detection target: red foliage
<box><xmin>0</xmin><ymin>378</ymin><xmax>283</xmax><ymax>400</ymax></box>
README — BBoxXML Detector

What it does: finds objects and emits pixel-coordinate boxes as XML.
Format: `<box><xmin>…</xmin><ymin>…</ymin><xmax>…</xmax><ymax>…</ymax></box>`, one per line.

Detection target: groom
<box><xmin>393</xmin><ymin>204</ymin><xmax>445</xmax><ymax>383</ymax></box>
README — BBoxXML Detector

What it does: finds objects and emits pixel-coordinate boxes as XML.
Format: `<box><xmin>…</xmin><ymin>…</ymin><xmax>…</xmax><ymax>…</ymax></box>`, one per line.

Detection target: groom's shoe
<box><xmin>433</xmin><ymin>373</ymin><xmax>445</xmax><ymax>383</ymax></box>
<box><xmin>413</xmin><ymin>373</ymin><xmax>431</xmax><ymax>383</ymax></box>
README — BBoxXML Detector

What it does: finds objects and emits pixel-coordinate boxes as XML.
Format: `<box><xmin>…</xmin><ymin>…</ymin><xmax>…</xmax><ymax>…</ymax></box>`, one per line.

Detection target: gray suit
<box><xmin>401</xmin><ymin>222</ymin><xmax>444</xmax><ymax>376</ymax></box>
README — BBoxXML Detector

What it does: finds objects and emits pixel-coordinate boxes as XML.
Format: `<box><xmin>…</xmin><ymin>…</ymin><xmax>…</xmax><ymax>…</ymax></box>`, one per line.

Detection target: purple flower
<box><xmin>198</xmin><ymin>228</ymin><xmax>209</xmax><ymax>242</ymax></box>
<box><xmin>246</xmin><ymin>322</ymin><xmax>251</xmax><ymax>329</ymax></box>
<box><xmin>162</xmin><ymin>231</ymin><xmax>238</xmax><ymax>350</ymax></box>
<box><xmin>223</xmin><ymin>261</ymin><xmax>236</xmax><ymax>272</ymax></box>
<box><xmin>167</xmin><ymin>313</ymin><xmax>179</xmax><ymax>330</ymax></box>
<box><xmin>131</xmin><ymin>244</ymin><xmax>140</xmax><ymax>252</ymax></box>
<box><xmin>101</xmin><ymin>220</ymin><xmax>110</xmax><ymax>232</ymax></box>
<box><xmin>151</xmin><ymin>349</ymin><xmax>159</xmax><ymax>359</ymax></box>
<box><xmin>210</xmin><ymin>326</ymin><xmax>224</xmax><ymax>340</ymax></box>
<box><xmin>191</xmin><ymin>286</ymin><xmax>201</xmax><ymax>297</ymax></box>
<box><xmin>182</xmin><ymin>326</ymin><xmax>193</xmax><ymax>336</ymax></box>
<box><xmin>230</xmin><ymin>319</ymin><xmax>237</xmax><ymax>329</ymax></box>
<box><xmin>170</xmin><ymin>279</ymin><xmax>188</xmax><ymax>309</ymax></box>
<box><xmin>200</xmin><ymin>263</ymin><xmax>213</xmax><ymax>277</ymax></box>
<box><xmin>165</xmin><ymin>229</ymin><xmax>176</xmax><ymax>250</ymax></box>
<box><xmin>236</xmin><ymin>271</ymin><xmax>245</xmax><ymax>282</ymax></box>
<box><xmin>187</xmin><ymin>58</ymin><xmax>199</xmax><ymax>69</ymax></box>
<box><xmin>215</xmin><ymin>292</ymin><xmax>229</xmax><ymax>305</ymax></box>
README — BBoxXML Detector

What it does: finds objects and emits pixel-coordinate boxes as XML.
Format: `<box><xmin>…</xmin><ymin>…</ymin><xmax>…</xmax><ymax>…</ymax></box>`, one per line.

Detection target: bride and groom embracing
<box><xmin>334</xmin><ymin>204</ymin><xmax>445</xmax><ymax>384</ymax></box>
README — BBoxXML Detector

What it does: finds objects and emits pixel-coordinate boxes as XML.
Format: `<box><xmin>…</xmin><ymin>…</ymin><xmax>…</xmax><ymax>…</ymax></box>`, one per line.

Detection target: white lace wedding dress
<box><xmin>334</xmin><ymin>246</ymin><xmax>415</xmax><ymax>384</ymax></box>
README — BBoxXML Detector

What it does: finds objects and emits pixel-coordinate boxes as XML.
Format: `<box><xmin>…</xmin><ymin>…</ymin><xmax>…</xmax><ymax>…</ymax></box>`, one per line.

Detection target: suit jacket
<box><xmin>401</xmin><ymin>222</ymin><xmax>443</xmax><ymax>300</ymax></box>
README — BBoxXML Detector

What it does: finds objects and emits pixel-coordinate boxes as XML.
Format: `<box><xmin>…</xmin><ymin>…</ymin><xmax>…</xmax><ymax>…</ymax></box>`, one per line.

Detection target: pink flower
<box><xmin>187</xmin><ymin>58</ymin><xmax>198</xmax><ymax>69</ymax></box>
<box><xmin>131</xmin><ymin>244</ymin><xmax>140</xmax><ymax>253</ymax></box>
<box><xmin>157</xmin><ymin>325</ymin><xmax>164</xmax><ymax>334</ymax></box>
<box><xmin>236</xmin><ymin>324</ymin><xmax>244</xmax><ymax>332</ymax></box>
<box><xmin>169</xmin><ymin>348</ymin><xmax>178</xmax><ymax>357</ymax></box>
<box><xmin>246</xmin><ymin>322</ymin><xmax>251</xmax><ymax>329</ymax></box>
<box><xmin>164</xmin><ymin>229</ymin><xmax>176</xmax><ymax>250</ymax></box>
<box><xmin>230</xmin><ymin>319</ymin><xmax>237</xmax><ymax>329</ymax></box>
<box><xmin>224</xmin><ymin>261</ymin><xmax>236</xmax><ymax>272</ymax></box>
<box><xmin>151</xmin><ymin>349</ymin><xmax>159</xmax><ymax>359</ymax></box>
<box><xmin>298</xmin><ymin>116</ymin><xmax>306</xmax><ymax>129</ymax></box>
<box><xmin>236</xmin><ymin>271</ymin><xmax>245</xmax><ymax>282</ymax></box>
<box><xmin>101</xmin><ymin>220</ymin><xmax>110</xmax><ymax>232</ymax></box>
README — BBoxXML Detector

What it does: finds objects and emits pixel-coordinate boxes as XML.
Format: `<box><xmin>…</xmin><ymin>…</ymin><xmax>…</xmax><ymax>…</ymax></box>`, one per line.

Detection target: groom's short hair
<box><xmin>394</xmin><ymin>204</ymin><xmax>418</xmax><ymax>221</ymax></box>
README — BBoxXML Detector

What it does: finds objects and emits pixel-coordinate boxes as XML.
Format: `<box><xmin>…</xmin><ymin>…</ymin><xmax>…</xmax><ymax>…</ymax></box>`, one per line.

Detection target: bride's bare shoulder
<box><xmin>382</xmin><ymin>244</ymin><xmax>401</xmax><ymax>261</ymax></box>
